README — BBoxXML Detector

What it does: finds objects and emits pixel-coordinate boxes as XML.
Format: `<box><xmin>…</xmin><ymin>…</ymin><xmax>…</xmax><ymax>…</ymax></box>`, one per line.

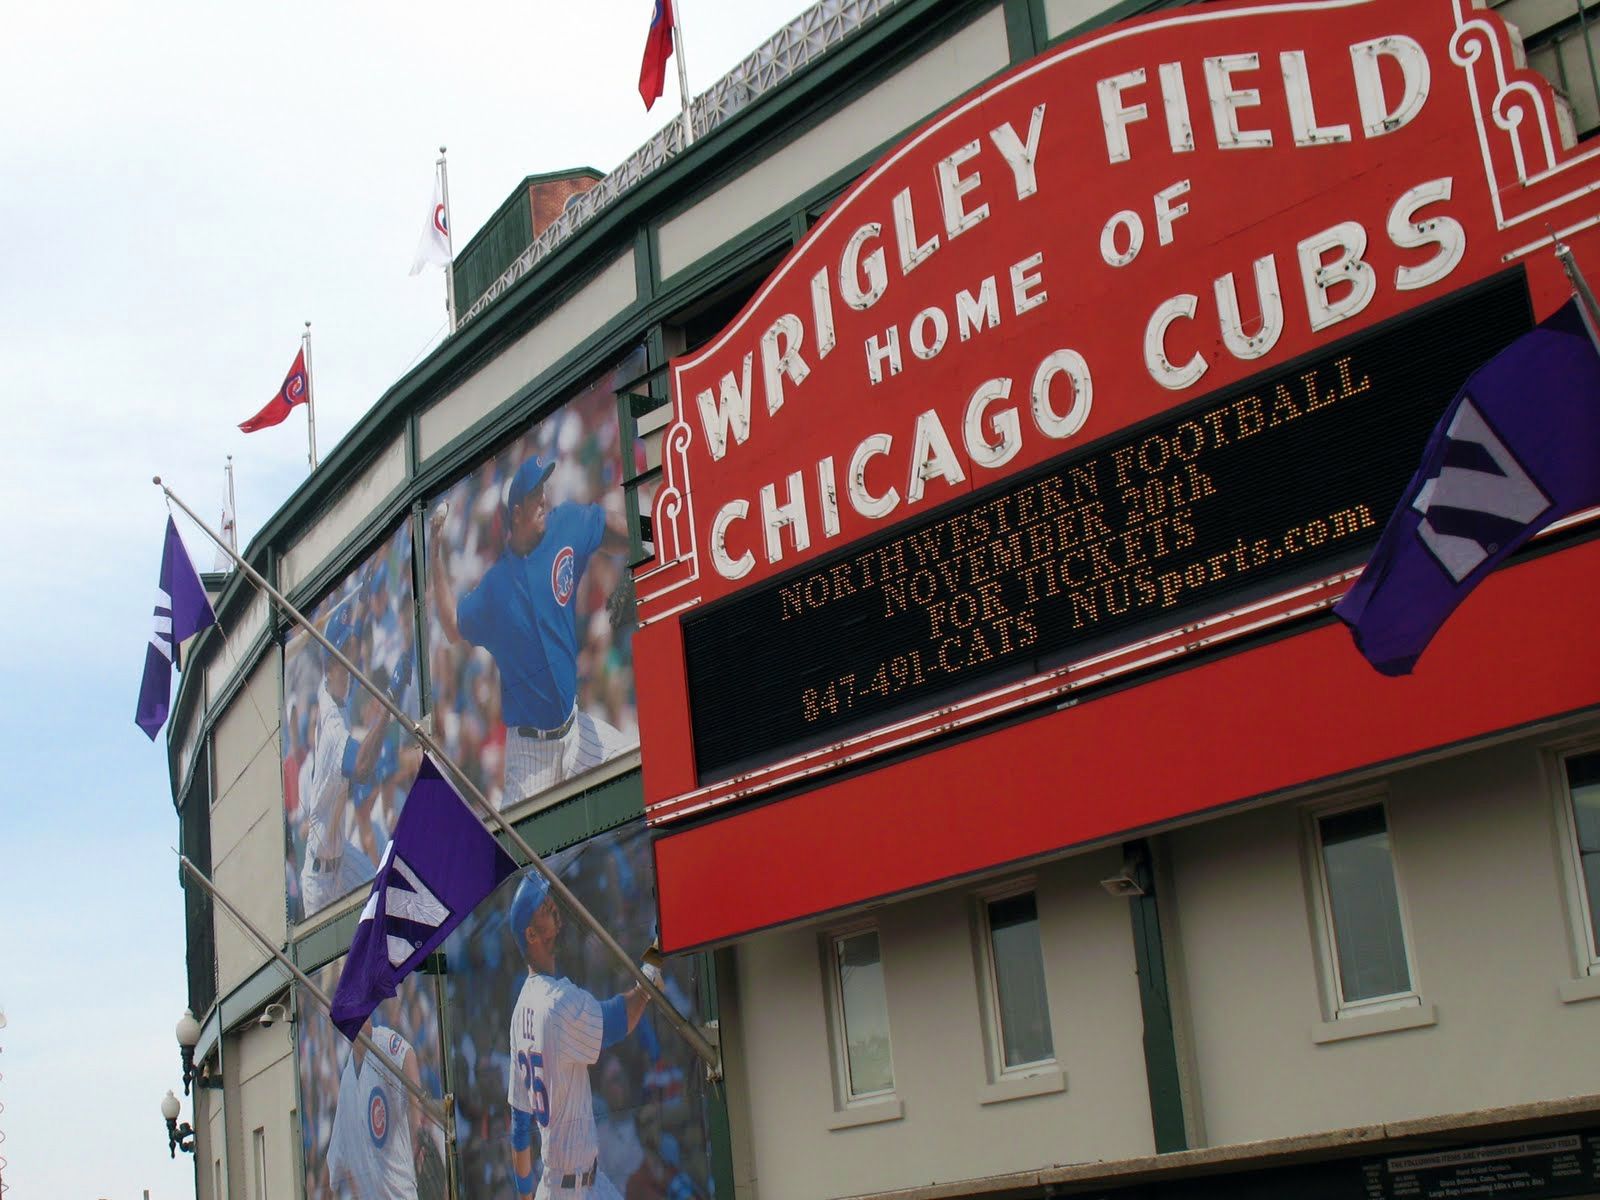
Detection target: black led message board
<box><xmin>682</xmin><ymin>273</ymin><xmax>1533</xmax><ymax>781</ymax></box>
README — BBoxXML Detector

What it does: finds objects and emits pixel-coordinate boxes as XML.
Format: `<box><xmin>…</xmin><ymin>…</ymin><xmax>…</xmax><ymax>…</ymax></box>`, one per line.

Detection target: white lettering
<box><xmin>937</xmin><ymin>140</ymin><xmax>989</xmax><ymax>238</ymax></box>
<box><xmin>1009</xmin><ymin>252</ymin><xmax>1048</xmax><ymax>314</ymax></box>
<box><xmin>1099</xmin><ymin>68</ymin><xmax>1148</xmax><ymax>164</ymax></box>
<box><xmin>711</xmin><ymin>500</ymin><xmax>754</xmax><ymax>579</ymax></box>
<box><xmin>1298</xmin><ymin>220</ymin><xmax>1376</xmax><ymax>332</ymax></box>
<box><xmin>1031</xmin><ymin>349</ymin><xmax>1093</xmax><ymax>439</ymax></box>
<box><xmin>963</xmin><ymin>378</ymin><xmax>1020</xmax><ymax>469</ymax></box>
<box><xmin>1145</xmin><ymin>295</ymin><xmax>1208</xmax><ymax>389</ymax></box>
<box><xmin>695</xmin><ymin>352</ymin><xmax>753</xmax><ymax>461</ymax></box>
<box><xmin>1204</xmin><ymin>53</ymin><xmax>1274</xmax><ymax>150</ymax></box>
<box><xmin>990</xmin><ymin>104</ymin><xmax>1047</xmax><ymax>199</ymax></box>
<box><xmin>893</xmin><ymin>186</ymin><xmax>940</xmax><ymax>274</ymax></box>
<box><xmin>841</xmin><ymin>223</ymin><xmax>888</xmax><ymax>309</ymax></box>
<box><xmin>848</xmin><ymin>434</ymin><xmax>899</xmax><ymax>519</ymax></box>
<box><xmin>906</xmin><ymin>409</ymin><xmax>966</xmax><ymax>505</ymax></box>
<box><xmin>1352</xmin><ymin>36</ymin><xmax>1429</xmax><ymax>137</ymax></box>
<box><xmin>1281</xmin><ymin>50</ymin><xmax>1352</xmax><ymax>146</ymax></box>
<box><xmin>760</xmin><ymin>314</ymin><xmax>809</xmax><ymax>416</ymax></box>
<box><xmin>1214</xmin><ymin>254</ymin><xmax>1284</xmax><ymax>361</ymax></box>
<box><xmin>1388</xmin><ymin>177</ymin><xmax>1464</xmax><ymax>291</ymax></box>
<box><xmin>760</xmin><ymin>471</ymin><xmax>811</xmax><ymax>564</ymax></box>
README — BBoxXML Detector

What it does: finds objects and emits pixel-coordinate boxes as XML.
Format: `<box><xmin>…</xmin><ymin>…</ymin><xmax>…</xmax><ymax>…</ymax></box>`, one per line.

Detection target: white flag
<box><xmin>410</xmin><ymin>174</ymin><xmax>451</xmax><ymax>275</ymax></box>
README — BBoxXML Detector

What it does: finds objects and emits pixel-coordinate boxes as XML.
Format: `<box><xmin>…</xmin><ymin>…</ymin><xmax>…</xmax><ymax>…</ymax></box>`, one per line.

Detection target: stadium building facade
<box><xmin>168</xmin><ymin>2</ymin><xmax>1600</xmax><ymax>1199</ymax></box>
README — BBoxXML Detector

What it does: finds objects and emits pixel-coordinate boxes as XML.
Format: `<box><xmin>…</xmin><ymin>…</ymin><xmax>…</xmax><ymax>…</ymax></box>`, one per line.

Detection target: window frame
<box><xmin>252</xmin><ymin>1125</ymin><xmax>268</xmax><ymax>1200</ymax></box>
<box><xmin>823</xmin><ymin>920</ymin><xmax>896</xmax><ymax>1106</ymax></box>
<box><xmin>973</xmin><ymin>878</ymin><xmax>1057</xmax><ymax>1080</ymax></box>
<box><xmin>1551</xmin><ymin>739</ymin><xmax>1600</xmax><ymax>978</ymax></box>
<box><xmin>1305</xmin><ymin>789</ymin><xmax>1423</xmax><ymax>1020</ymax></box>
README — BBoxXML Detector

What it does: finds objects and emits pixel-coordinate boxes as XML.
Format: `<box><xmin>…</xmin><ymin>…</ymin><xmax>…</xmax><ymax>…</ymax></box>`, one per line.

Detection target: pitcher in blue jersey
<box><xmin>430</xmin><ymin>455</ymin><xmax>633</xmax><ymax>808</ymax></box>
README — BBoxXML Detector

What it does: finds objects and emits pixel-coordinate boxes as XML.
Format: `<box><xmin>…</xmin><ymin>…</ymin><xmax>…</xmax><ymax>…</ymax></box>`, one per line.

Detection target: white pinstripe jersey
<box><xmin>508</xmin><ymin>972</ymin><xmax>603</xmax><ymax>1176</ymax></box>
<box><xmin>306</xmin><ymin>677</ymin><xmax>353</xmax><ymax>858</ymax></box>
<box><xmin>327</xmin><ymin>1026</ymin><xmax>416</xmax><ymax>1200</ymax></box>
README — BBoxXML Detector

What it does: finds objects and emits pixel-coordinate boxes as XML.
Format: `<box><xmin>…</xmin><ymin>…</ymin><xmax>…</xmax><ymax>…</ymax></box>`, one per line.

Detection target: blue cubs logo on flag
<box><xmin>551</xmin><ymin>546</ymin><xmax>576</xmax><ymax>606</ymax></box>
<box><xmin>368</xmin><ymin>1087</ymin><xmax>389</xmax><ymax>1145</ymax></box>
<box><xmin>284</xmin><ymin>368</ymin><xmax>307</xmax><ymax>403</ymax></box>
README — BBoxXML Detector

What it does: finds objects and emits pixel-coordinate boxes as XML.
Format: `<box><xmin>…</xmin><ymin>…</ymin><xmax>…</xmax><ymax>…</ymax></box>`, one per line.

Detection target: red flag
<box><xmin>239</xmin><ymin>348</ymin><xmax>310</xmax><ymax>433</ymax></box>
<box><xmin>639</xmin><ymin>0</ymin><xmax>675</xmax><ymax>111</ymax></box>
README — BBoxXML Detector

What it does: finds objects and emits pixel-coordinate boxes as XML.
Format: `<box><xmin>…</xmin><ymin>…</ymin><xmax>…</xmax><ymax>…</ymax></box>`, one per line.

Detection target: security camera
<box><xmin>259</xmin><ymin>1003</ymin><xmax>288</xmax><ymax>1028</ymax></box>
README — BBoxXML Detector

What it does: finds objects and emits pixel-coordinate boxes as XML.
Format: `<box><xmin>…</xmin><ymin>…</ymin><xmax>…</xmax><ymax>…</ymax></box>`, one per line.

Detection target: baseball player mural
<box><xmin>284</xmin><ymin>524</ymin><xmax>423</xmax><ymax>922</ymax></box>
<box><xmin>298</xmin><ymin>964</ymin><xmax>448</xmax><ymax>1200</ymax></box>
<box><xmin>505</xmin><ymin>871</ymin><xmax>655</xmax><ymax>1200</ymax></box>
<box><xmin>423</xmin><ymin>349</ymin><xmax>645</xmax><ymax>811</ymax></box>
<box><xmin>441</xmin><ymin>821</ymin><xmax>714</xmax><ymax>1200</ymax></box>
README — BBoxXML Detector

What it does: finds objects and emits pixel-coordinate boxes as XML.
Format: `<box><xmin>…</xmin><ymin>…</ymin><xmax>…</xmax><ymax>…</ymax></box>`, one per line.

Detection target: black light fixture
<box><xmin>161</xmin><ymin>1090</ymin><xmax>196</xmax><ymax>1158</ymax></box>
<box><xmin>175</xmin><ymin>1009</ymin><xmax>201</xmax><ymax>1095</ymax></box>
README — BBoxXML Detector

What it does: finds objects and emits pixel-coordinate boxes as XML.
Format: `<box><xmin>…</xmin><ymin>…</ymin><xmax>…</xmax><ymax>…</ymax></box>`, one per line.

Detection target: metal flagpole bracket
<box><xmin>155</xmin><ymin>479</ymin><xmax>723</xmax><ymax>1078</ymax></box>
<box><xmin>1550</xmin><ymin>228</ymin><xmax>1600</xmax><ymax>356</ymax></box>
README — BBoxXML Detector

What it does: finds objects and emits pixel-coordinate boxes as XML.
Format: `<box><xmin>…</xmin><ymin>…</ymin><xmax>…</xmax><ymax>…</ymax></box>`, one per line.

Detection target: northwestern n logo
<box><xmin>150</xmin><ymin>586</ymin><xmax>174</xmax><ymax>662</ymax></box>
<box><xmin>1412</xmin><ymin>398</ymin><xmax>1551</xmax><ymax>582</ymax></box>
<box><xmin>361</xmin><ymin>843</ymin><xmax>452</xmax><ymax>967</ymax></box>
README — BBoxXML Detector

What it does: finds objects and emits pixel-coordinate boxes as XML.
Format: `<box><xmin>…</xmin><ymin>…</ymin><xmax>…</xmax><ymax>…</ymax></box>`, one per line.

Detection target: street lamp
<box><xmin>175</xmin><ymin>1009</ymin><xmax>200</xmax><ymax>1095</ymax></box>
<box><xmin>160</xmin><ymin>1090</ymin><xmax>195</xmax><ymax>1158</ymax></box>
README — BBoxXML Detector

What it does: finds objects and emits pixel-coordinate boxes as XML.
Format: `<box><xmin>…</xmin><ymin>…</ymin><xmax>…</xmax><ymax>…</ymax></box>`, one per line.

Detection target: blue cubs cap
<box><xmin>509</xmin><ymin>872</ymin><xmax>552</xmax><ymax>943</ymax></box>
<box><xmin>506</xmin><ymin>456</ymin><xmax>555</xmax><ymax>514</ymax></box>
<box><xmin>659</xmin><ymin>1133</ymin><xmax>680</xmax><ymax>1169</ymax></box>
<box><xmin>323</xmin><ymin>601</ymin><xmax>358</xmax><ymax>659</ymax></box>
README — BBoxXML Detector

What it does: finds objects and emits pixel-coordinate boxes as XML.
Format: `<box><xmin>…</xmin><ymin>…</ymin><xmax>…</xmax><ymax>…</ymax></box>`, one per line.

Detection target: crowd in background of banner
<box><xmin>282</xmin><ymin>524</ymin><xmax>423</xmax><ymax>922</ymax></box>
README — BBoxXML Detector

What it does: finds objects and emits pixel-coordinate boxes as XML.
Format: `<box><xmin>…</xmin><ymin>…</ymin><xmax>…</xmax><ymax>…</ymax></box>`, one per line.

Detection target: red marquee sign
<box><xmin>634</xmin><ymin>0</ymin><xmax>1600</xmax><ymax>830</ymax></box>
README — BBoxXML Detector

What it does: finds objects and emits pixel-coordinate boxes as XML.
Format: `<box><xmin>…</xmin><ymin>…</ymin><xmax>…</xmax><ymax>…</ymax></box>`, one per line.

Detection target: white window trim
<box><xmin>252</xmin><ymin>1125</ymin><xmax>268</xmax><ymax>1200</ymax></box>
<box><xmin>973</xmin><ymin>878</ymin><xmax>1058</xmax><ymax>1083</ymax></box>
<box><xmin>1305</xmin><ymin>788</ymin><xmax>1424</xmax><ymax>1021</ymax></box>
<box><xmin>823</xmin><ymin>920</ymin><xmax>896</xmax><ymax>1108</ymax></box>
<box><xmin>1546</xmin><ymin>736</ymin><xmax>1600</xmax><ymax>979</ymax></box>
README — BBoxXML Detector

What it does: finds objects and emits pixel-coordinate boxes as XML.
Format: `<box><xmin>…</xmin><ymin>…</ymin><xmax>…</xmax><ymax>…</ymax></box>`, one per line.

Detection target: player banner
<box><xmin>442</xmin><ymin>820</ymin><xmax>714</xmax><ymax>1200</ymax></box>
<box><xmin>296</xmin><ymin>960</ymin><xmax>448</xmax><ymax>1200</ymax></box>
<box><xmin>423</xmin><ymin>347</ymin><xmax>647</xmax><ymax>812</ymax></box>
<box><xmin>283</xmin><ymin>521</ymin><xmax>424</xmax><ymax>923</ymax></box>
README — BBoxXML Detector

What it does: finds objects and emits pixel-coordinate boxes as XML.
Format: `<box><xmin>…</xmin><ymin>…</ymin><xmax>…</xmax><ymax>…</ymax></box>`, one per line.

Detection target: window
<box><xmin>1562</xmin><ymin>750</ymin><xmax>1600</xmax><ymax>972</ymax></box>
<box><xmin>979</xmin><ymin>889</ymin><xmax>1054</xmax><ymax>1072</ymax></box>
<box><xmin>253</xmin><ymin>1127</ymin><xmax>267</xmax><ymax>1200</ymax></box>
<box><xmin>828</xmin><ymin>927</ymin><xmax>894</xmax><ymax>1101</ymax></box>
<box><xmin>1312</xmin><ymin>799</ymin><xmax>1419</xmax><ymax>1015</ymax></box>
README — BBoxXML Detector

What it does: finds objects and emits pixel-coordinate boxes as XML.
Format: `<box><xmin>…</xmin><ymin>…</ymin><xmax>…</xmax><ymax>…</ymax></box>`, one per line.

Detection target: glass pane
<box><xmin>1320</xmin><ymin>805</ymin><xmax>1412</xmax><ymax>1003</ymax></box>
<box><xmin>835</xmin><ymin>932</ymin><xmax>893</xmax><ymax>1097</ymax></box>
<box><xmin>988</xmin><ymin>893</ymin><xmax>1054</xmax><ymax>1068</ymax></box>
<box><xmin>1567</xmin><ymin>753</ymin><xmax>1600</xmax><ymax>851</ymax></box>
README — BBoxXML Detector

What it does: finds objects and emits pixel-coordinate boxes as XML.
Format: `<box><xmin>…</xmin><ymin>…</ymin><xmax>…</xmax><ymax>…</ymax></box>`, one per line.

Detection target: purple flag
<box><xmin>331</xmin><ymin>757</ymin><xmax>517</xmax><ymax>1039</ymax></box>
<box><xmin>1335</xmin><ymin>298</ymin><xmax>1600</xmax><ymax>675</ymax></box>
<box><xmin>135</xmin><ymin>517</ymin><xmax>217</xmax><ymax>739</ymax></box>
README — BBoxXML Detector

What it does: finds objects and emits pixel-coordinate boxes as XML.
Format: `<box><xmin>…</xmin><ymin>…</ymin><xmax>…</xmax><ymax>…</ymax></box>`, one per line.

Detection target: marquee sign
<box><xmin>634</xmin><ymin>0</ymin><xmax>1600</xmax><ymax>824</ymax></box>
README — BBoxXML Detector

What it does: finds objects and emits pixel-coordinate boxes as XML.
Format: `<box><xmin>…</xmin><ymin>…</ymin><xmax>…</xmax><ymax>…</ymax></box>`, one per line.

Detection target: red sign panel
<box><xmin>634</xmin><ymin>0</ymin><xmax>1600</xmax><ymax>834</ymax></box>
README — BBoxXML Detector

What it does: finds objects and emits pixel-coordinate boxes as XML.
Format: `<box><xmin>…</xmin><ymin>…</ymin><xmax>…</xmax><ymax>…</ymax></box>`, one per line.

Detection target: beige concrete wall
<box><xmin>656</xmin><ymin>8</ymin><xmax>1011</xmax><ymax>281</ymax></box>
<box><xmin>419</xmin><ymin>250</ymin><xmax>638</xmax><ymax>461</ymax></box>
<box><xmin>280</xmin><ymin>437</ymin><xmax>408</xmax><ymax>595</ymax></box>
<box><xmin>731</xmin><ymin>848</ymin><xmax>1152</xmax><ymax>1200</ymax></box>
<box><xmin>211</xmin><ymin>654</ymin><xmax>286</xmax><ymax>995</ymax></box>
<box><xmin>236</xmin><ymin>1021</ymin><xmax>299</xmax><ymax>1200</ymax></box>
<box><xmin>1169</xmin><ymin>732</ymin><xmax>1600</xmax><ymax>1147</ymax></box>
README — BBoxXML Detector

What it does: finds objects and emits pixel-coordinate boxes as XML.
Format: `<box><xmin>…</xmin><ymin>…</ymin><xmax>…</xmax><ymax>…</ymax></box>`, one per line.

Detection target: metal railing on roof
<box><xmin>457</xmin><ymin>0</ymin><xmax>900</xmax><ymax>327</ymax></box>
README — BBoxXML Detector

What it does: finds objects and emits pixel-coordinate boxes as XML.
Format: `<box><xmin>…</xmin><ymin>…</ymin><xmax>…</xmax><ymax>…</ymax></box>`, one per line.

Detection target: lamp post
<box><xmin>160</xmin><ymin>1091</ymin><xmax>196</xmax><ymax>1158</ymax></box>
<box><xmin>175</xmin><ymin>1009</ymin><xmax>201</xmax><ymax>1095</ymax></box>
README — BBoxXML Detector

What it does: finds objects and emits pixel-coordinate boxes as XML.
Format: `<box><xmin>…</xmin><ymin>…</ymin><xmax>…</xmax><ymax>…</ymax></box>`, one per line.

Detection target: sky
<box><xmin>0</xmin><ymin>1</ymin><xmax>825</xmax><ymax>1195</ymax></box>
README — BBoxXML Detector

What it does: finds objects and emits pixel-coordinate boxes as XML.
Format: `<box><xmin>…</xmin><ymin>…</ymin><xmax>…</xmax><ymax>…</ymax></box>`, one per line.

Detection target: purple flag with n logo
<box><xmin>135</xmin><ymin>517</ymin><xmax>216</xmax><ymax>740</ymax></box>
<box><xmin>331</xmin><ymin>757</ymin><xmax>517</xmax><ymax>1039</ymax></box>
<box><xmin>1335</xmin><ymin>298</ymin><xmax>1600</xmax><ymax>675</ymax></box>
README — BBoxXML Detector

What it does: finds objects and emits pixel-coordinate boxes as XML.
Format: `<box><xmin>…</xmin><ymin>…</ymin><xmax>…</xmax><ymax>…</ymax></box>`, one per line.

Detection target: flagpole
<box><xmin>438</xmin><ymin>147</ymin><xmax>457</xmax><ymax>332</ymax></box>
<box><xmin>176</xmin><ymin>855</ymin><xmax>451</xmax><ymax>1133</ymax></box>
<box><xmin>302</xmin><ymin>322</ymin><xmax>319</xmax><ymax>472</ymax></box>
<box><xmin>225</xmin><ymin>456</ymin><xmax>237</xmax><ymax>554</ymax></box>
<box><xmin>154</xmin><ymin>479</ymin><xmax>722</xmax><ymax>1077</ymax></box>
<box><xmin>674</xmin><ymin>1</ymin><xmax>695</xmax><ymax>147</ymax></box>
<box><xmin>1553</xmin><ymin>235</ymin><xmax>1600</xmax><ymax>357</ymax></box>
